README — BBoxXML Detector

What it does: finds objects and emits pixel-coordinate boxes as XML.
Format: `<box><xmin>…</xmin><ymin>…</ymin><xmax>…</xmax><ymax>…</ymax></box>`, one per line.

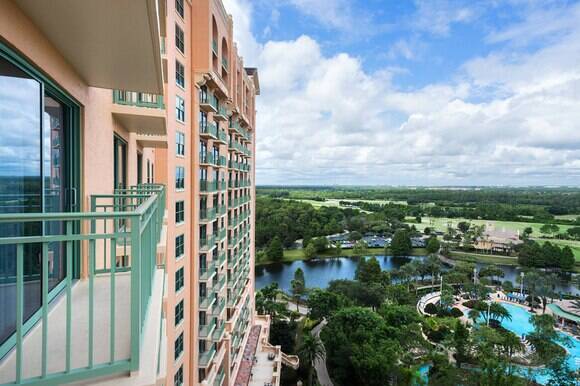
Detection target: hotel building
<box><xmin>0</xmin><ymin>1</ymin><xmax>290</xmax><ymax>385</ymax></box>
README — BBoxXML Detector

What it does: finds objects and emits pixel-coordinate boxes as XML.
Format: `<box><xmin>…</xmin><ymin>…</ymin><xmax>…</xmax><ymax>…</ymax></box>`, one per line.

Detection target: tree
<box><xmin>559</xmin><ymin>246</ymin><xmax>575</xmax><ymax>271</ymax></box>
<box><xmin>478</xmin><ymin>265</ymin><xmax>505</xmax><ymax>285</ymax></box>
<box><xmin>307</xmin><ymin>289</ymin><xmax>346</xmax><ymax>320</ymax></box>
<box><xmin>291</xmin><ymin>268</ymin><xmax>306</xmax><ymax>311</ymax></box>
<box><xmin>355</xmin><ymin>256</ymin><xmax>382</xmax><ymax>284</ymax></box>
<box><xmin>457</xmin><ymin>221</ymin><xmax>471</xmax><ymax>234</ymax></box>
<box><xmin>468</xmin><ymin>309</ymin><xmax>481</xmax><ymax>324</ymax></box>
<box><xmin>352</xmin><ymin>240</ymin><xmax>369</xmax><ymax>256</ymax></box>
<box><xmin>425</xmin><ymin>254</ymin><xmax>441</xmax><ymax>286</ymax></box>
<box><xmin>440</xmin><ymin>285</ymin><xmax>454</xmax><ymax>309</ymax></box>
<box><xmin>540</xmin><ymin>224</ymin><xmax>560</xmax><ymax>237</ymax></box>
<box><xmin>311</xmin><ymin>236</ymin><xmax>329</xmax><ymax>253</ymax></box>
<box><xmin>391</xmin><ymin>230</ymin><xmax>412</xmax><ymax>256</ymax></box>
<box><xmin>349</xmin><ymin>231</ymin><xmax>362</xmax><ymax>241</ymax></box>
<box><xmin>523</xmin><ymin>227</ymin><xmax>533</xmax><ymax>239</ymax></box>
<box><xmin>426</xmin><ymin>237</ymin><xmax>441</xmax><ymax>254</ymax></box>
<box><xmin>267</xmin><ymin>236</ymin><xmax>284</xmax><ymax>261</ymax></box>
<box><xmin>298</xmin><ymin>335</ymin><xmax>325</xmax><ymax>386</ymax></box>
<box><xmin>303</xmin><ymin>243</ymin><xmax>316</xmax><ymax>260</ymax></box>
<box><xmin>452</xmin><ymin>320</ymin><xmax>470</xmax><ymax>367</ymax></box>
<box><xmin>566</xmin><ymin>227</ymin><xmax>580</xmax><ymax>240</ymax></box>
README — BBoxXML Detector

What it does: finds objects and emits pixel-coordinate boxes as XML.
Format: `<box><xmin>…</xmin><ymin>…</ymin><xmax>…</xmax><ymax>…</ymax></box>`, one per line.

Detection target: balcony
<box><xmin>136</xmin><ymin>134</ymin><xmax>168</xmax><ymax>149</ymax></box>
<box><xmin>200</xmin><ymin>235</ymin><xmax>217</xmax><ymax>252</ymax></box>
<box><xmin>200</xmin><ymin>152</ymin><xmax>217</xmax><ymax>166</ymax></box>
<box><xmin>215</xmin><ymin>367</ymin><xmax>225</xmax><ymax>386</ymax></box>
<box><xmin>217</xmin><ymin>228</ymin><xmax>227</xmax><ymax>241</ymax></box>
<box><xmin>112</xmin><ymin>90</ymin><xmax>166</xmax><ymax>135</ymax></box>
<box><xmin>214</xmin><ymin>105</ymin><xmax>229</xmax><ymax>122</ymax></box>
<box><xmin>212</xmin><ymin>297</ymin><xmax>226</xmax><ymax>317</ymax></box>
<box><xmin>199</xmin><ymin>346</ymin><xmax>217</xmax><ymax>368</ymax></box>
<box><xmin>200</xmin><ymin>89</ymin><xmax>218</xmax><ymax>113</ymax></box>
<box><xmin>13</xmin><ymin>0</ymin><xmax>163</xmax><ymax>93</ymax></box>
<box><xmin>200</xmin><ymin>121</ymin><xmax>218</xmax><ymax>139</ymax></box>
<box><xmin>199</xmin><ymin>294</ymin><xmax>216</xmax><ymax>311</ymax></box>
<box><xmin>0</xmin><ymin>185</ymin><xmax>167</xmax><ymax>385</ymax></box>
<box><xmin>199</xmin><ymin>319</ymin><xmax>217</xmax><ymax>339</ymax></box>
<box><xmin>200</xmin><ymin>180</ymin><xmax>218</xmax><ymax>193</ymax></box>
<box><xmin>200</xmin><ymin>207</ymin><xmax>217</xmax><ymax>223</ymax></box>
<box><xmin>200</xmin><ymin>262</ymin><xmax>217</xmax><ymax>281</ymax></box>
<box><xmin>217</xmin><ymin>130</ymin><xmax>228</xmax><ymax>145</ymax></box>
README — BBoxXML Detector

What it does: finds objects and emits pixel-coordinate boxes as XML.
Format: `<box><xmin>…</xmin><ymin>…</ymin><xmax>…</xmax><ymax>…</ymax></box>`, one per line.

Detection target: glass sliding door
<box><xmin>0</xmin><ymin>54</ymin><xmax>43</xmax><ymax>346</ymax></box>
<box><xmin>113</xmin><ymin>135</ymin><xmax>127</xmax><ymax>190</ymax></box>
<box><xmin>0</xmin><ymin>49</ymin><xmax>79</xmax><ymax>349</ymax></box>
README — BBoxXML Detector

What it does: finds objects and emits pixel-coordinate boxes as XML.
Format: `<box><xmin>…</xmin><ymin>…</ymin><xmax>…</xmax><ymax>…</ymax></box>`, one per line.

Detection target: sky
<box><xmin>222</xmin><ymin>0</ymin><xmax>580</xmax><ymax>187</ymax></box>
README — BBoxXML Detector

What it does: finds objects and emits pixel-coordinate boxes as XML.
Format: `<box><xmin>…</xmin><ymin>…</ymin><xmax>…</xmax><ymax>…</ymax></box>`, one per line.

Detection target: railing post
<box><xmin>130</xmin><ymin>214</ymin><xmax>142</xmax><ymax>371</ymax></box>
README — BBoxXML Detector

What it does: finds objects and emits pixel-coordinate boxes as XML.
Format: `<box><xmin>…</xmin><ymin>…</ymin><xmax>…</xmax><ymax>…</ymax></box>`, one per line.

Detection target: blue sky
<box><xmin>224</xmin><ymin>0</ymin><xmax>580</xmax><ymax>186</ymax></box>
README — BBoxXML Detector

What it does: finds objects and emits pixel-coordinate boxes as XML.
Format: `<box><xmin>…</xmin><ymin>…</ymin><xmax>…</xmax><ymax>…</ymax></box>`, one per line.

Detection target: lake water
<box><xmin>255</xmin><ymin>255</ymin><xmax>579</xmax><ymax>295</ymax></box>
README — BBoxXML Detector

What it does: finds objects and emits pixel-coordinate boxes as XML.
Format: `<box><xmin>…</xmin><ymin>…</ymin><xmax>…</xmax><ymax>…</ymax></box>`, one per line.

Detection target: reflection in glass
<box><xmin>44</xmin><ymin>96</ymin><xmax>67</xmax><ymax>292</ymax></box>
<box><xmin>0</xmin><ymin>56</ymin><xmax>42</xmax><ymax>345</ymax></box>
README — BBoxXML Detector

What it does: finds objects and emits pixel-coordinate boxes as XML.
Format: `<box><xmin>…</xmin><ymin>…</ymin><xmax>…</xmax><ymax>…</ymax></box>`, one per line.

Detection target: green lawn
<box><xmin>256</xmin><ymin>247</ymin><xmax>428</xmax><ymax>266</ymax></box>
<box><xmin>449</xmin><ymin>251</ymin><xmax>519</xmax><ymax>266</ymax></box>
<box><xmin>286</xmin><ymin>198</ymin><xmax>407</xmax><ymax>210</ymax></box>
<box><xmin>407</xmin><ymin>216</ymin><xmax>574</xmax><ymax>236</ymax></box>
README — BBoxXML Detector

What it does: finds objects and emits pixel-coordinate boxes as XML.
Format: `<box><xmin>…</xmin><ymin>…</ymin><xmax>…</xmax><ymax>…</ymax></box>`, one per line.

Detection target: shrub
<box><xmin>450</xmin><ymin>307</ymin><xmax>464</xmax><ymax>318</ymax></box>
<box><xmin>424</xmin><ymin>303</ymin><xmax>438</xmax><ymax>315</ymax></box>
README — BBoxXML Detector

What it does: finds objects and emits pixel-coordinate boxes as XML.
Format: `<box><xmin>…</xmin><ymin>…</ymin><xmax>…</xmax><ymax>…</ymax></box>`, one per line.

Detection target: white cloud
<box><xmin>411</xmin><ymin>0</ymin><xmax>477</xmax><ymax>36</ymax></box>
<box><xmin>223</xmin><ymin>0</ymin><xmax>580</xmax><ymax>186</ymax></box>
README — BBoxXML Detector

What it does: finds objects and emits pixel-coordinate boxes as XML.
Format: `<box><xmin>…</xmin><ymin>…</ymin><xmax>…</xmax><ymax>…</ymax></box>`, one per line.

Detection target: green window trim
<box><xmin>0</xmin><ymin>41</ymin><xmax>81</xmax><ymax>360</ymax></box>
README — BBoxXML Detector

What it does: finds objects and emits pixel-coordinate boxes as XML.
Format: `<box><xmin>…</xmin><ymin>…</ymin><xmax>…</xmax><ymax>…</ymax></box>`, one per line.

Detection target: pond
<box><xmin>255</xmin><ymin>255</ymin><xmax>579</xmax><ymax>296</ymax></box>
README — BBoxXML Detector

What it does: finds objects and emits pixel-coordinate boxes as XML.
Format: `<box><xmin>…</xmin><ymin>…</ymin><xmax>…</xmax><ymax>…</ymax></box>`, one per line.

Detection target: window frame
<box><xmin>175</xmin><ymin>267</ymin><xmax>184</xmax><ymax>292</ymax></box>
<box><xmin>176</xmin><ymin>60</ymin><xmax>185</xmax><ymax>89</ymax></box>
<box><xmin>175</xmin><ymin>234</ymin><xmax>185</xmax><ymax>259</ymax></box>
<box><xmin>175</xmin><ymin>300</ymin><xmax>184</xmax><ymax>326</ymax></box>
<box><xmin>175</xmin><ymin>0</ymin><xmax>184</xmax><ymax>19</ymax></box>
<box><xmin>175</xmin><ymin>166</ymin><xmax>185</xmax><ymax>190</ymax></box>
<box><xmin>175</xmin><ymin>200</ymin><xmax>185</xmax><ymax>224</ymax></box>
<box><xmin>176</xmin><ymin>95</ymin><xmax>185</xmax><ymax>123</ymax></box>
<box><xmin>176</xmin><ymin>131</ymin><xmax>185</xmax><ymax>156</ymax></box>
<box><xmin>175</xmin><ymin>24</ymin><xmax>185</xmax><ymax>54</ymax></box>
<box><xmin>174</xmin><ymin>332</ymin><xmax>184</xmax><ymax>360</ymax></box>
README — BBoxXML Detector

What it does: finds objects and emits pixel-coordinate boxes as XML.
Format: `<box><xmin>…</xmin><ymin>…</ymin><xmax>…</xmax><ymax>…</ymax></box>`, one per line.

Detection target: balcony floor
<box><xmin>0</xmin><ymin>273</ymin><xmax>131</xmax><ymax>384</ymax></box>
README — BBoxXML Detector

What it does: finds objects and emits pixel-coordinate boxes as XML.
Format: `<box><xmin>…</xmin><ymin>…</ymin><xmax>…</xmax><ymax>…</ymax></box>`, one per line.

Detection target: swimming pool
<box><xmin>498</xmin><ymin>302</ymin><xmax>580</xmax><ymax>384</ymax></box>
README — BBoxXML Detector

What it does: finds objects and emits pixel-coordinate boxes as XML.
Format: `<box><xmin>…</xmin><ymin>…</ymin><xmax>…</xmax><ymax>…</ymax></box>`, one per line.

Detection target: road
<box><xmin>311</xmin><ymin>319</ymin><xmax>334</xmax><ymax>386</ymax></box>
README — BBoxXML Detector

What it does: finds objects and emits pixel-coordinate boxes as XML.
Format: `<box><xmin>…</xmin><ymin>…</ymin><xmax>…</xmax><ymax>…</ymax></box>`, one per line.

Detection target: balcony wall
<box><xmin>0</xmin><ymin>185</ymin><xmax>167</xmax><ymax>385</ymax></box>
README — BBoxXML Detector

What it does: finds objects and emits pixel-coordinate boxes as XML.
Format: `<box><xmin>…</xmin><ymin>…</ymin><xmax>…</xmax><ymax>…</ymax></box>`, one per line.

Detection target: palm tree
<box><xmin>489</xmin><ymin>302</ymin><xmax>512</xmax><ymax>324</ymax></box>
<box><xmin>468</xmin><ymin>309</ymin><xmax>481</xmax><ymax>325</ymax></box>
<box><xmin>298</xmin><ymin>335</ymin><xmax>325</xmax><ymax>386</ymax></box>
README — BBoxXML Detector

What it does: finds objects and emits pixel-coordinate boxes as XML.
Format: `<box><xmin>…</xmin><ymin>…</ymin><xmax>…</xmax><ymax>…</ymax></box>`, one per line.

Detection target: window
<box><xmin>176</xmin><ymin>131</ymin><xmax>185</xmax><ymax>156</ymax></box>
<box><xmin>175</xmin><ymin>300</ymin><xmax>184</xmax><ymax>326</ymax></box>
<box><xmin>176</xmin><ymin>95</ymin><xmax>185</xmax><ymax>122</ymax></box>
<box><xmin>175</xmin><ymin>166</ymin><xmax>185</xmax><ymax>190</ymax></box>
<box><xmin>174</xmin><ymin>333</ymin><xmax>184</xmax><ymax>360</ymax></box>
<box><xmin>175</xmin><ymin>0</ymin><xmax>184</xmax><ymax>18</ymax></box>
<box><xmin>176</xmin><ymin>60</ymin><xmax>185</xmax><ymax>88</ymax></box>
<box><xmin>174</xmin><ymin>366</ymin><xmax>184</xmax><ymax>386</ymax></box>
<box><xmin>175</xmin><ymin>267</ymin><xmax>184</xmax><ymax>292</ymax></box>
<box><xmin>175</xmin><ymin>201</ymin><xmax>185</xmax><ymax>224</ymax></box>
<box><xmin>175</xmin><ymin>24</ymin><xmax>184</xmax><ymax>54</ymax></box>
<box><xmin>175</xmin><ymin>234</ymin><xmax>185</xmax><ymax>259</ymax></box>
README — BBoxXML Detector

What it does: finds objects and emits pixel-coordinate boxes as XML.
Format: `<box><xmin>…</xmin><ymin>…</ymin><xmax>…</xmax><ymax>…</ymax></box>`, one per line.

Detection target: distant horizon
<box><xmin>256</xmin><ymin>184</ymin><xmax>580</xmax><ymax>189</ymax></box>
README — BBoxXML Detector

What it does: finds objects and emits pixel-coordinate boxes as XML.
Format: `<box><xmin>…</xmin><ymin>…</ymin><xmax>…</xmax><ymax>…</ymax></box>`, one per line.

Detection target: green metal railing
<box><xmin>0</xmin><ymin>184</ymin><xmax>165</xmax><ymax>385</ymax></box>
<box><xmin>199</xmin><ymin>262</ymin><xmax>216</xmax><ymax>281</ymax></box>
<box><xmin>199</xmin><ymin>207</ymin><xmax>217</xmax><ymax>222</ymax></box>
<box><xmin>200</xmin><ymin>235</ymin><xmax>216</xmax><ymax>251</ymax></box>
<box><xmin>199</xmin><ymin>89</ymin><xmax>218</xmax><ymax>111</ymax></box>
<box><xmin>217</xmin><ymin>130</ymin><xmax>228</xmax><ymax>144</ymax></box>
<box><xmin>113</xmin><ymin>90</ymin><xmax>165</xmax><ymax>109</ymax></box>
<box><xmin>199</xmin><ymin>319</ymin><xmax>216</xmax><ymax>338</ymax></box>
<box><xmin>212</xmin><ymin>323</ymin><xmax>225</xmax><ymax>343</ymax></box>
<box><xmin>199</xmin><ymin>346</ymin><xmax>216</xmax><ymax>367</ymax></box>
<box><xmin>200</xmin><ymin>180</ymin><xmax>218</xmax><ymax>193</ymax></box>
<box><xmin>200</xmin><ymin>121</ymin><xmax>218</xmax><ymax>139</ymax></box>
<box><xmin>199</xmin><ymin>152</ymin><xmax>217</xmax><ymax>166</ymax></box>
<box><xmin>217</xmin><ymin>155</ymin><xmax>227</xmax><ymax>167</ymax></box>
<box><xmin>215</xmin><ymin>367</ymin><xmax>225</xmax><ymax>386</ymax></box>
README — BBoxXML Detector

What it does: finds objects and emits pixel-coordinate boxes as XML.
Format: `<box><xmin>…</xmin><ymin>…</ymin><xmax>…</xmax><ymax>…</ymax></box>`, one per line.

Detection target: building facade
<box><xmin>0</xmin><ymin>0</ymin><xmax>266</xmax><ymax>385</ymax></box>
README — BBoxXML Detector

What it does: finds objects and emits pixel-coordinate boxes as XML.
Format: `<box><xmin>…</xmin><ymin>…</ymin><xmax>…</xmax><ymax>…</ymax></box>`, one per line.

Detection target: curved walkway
<box><xmin>311</xmin><ymin>319</ymin><xmax>334</xmax><ymax>386</ymax></box>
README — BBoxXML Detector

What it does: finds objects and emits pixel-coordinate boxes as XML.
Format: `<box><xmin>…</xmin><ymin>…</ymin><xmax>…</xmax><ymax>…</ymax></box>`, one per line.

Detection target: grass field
<box><xmin>555</xmin><ymin>214</ymin><xmax>580</xmax><ymax>221</ymax></box>
<box><xmin>256</xmin><ymin>247</ymin><xmax>428</xmax><ymax>266</ymax></box>
<box><xmin>449</xmin><ymin>251</ymin><xmax>519</xmax><ymax>266</ymax></box>
<box><xmin>287</xmin><ymin>198</ymin><xmax>407</xmax><ymax>210</ymax></box>
<box><xmin>407</xmin><ymin>216</ymin><xmax>574</xmax><ymax>236</ymax></box>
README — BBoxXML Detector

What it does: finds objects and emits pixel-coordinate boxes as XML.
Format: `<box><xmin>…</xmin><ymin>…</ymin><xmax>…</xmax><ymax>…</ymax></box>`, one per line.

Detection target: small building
<box><xmin>548</xmin><ymin>301</ymin><xmax>580</xmax><ymax>336</ymax></box>
<box><xmin>474</xmin><ymin>224</ymin><xmax>523</xmax><ymax>254</ymax></box>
